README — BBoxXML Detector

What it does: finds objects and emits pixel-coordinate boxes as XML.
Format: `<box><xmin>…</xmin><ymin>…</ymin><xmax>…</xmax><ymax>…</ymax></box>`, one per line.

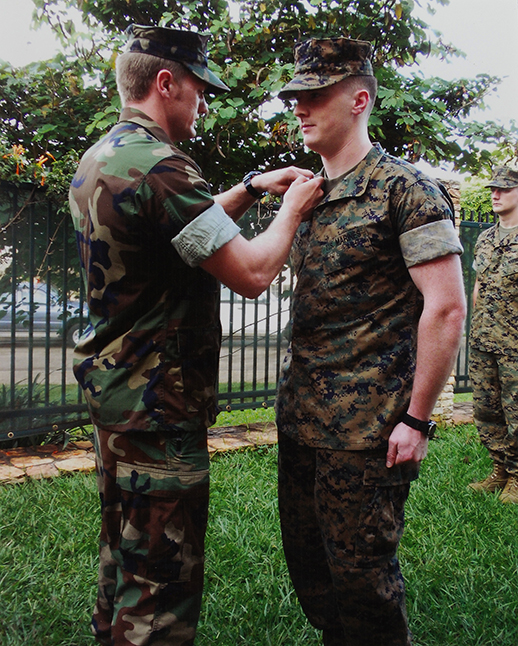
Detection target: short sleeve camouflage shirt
<box><xmin>69</xmin><ymin>108</ymin><xmax>227</xmax><ymax>434</ymax></box>
<box><xmin>469</xmin><ymin>224</ymin><xmax>518</xmax><ymax>356</ymax></box>
<box><xmin>276</xmin><ymin>144</ymin><xmax>462</xmax><ymax>450</ymax></box>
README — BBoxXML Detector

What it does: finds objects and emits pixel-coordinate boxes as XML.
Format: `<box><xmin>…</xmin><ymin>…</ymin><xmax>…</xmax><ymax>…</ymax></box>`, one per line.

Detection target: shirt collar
<box><xmin>119</xmin><ymin>107</ymin><xmax>174</xmax><ymax>146</ymax></box>
<box><xmin>320</xmin><ymin>142</ymin><xmax>384</xmax><ymax>205</ymax></box>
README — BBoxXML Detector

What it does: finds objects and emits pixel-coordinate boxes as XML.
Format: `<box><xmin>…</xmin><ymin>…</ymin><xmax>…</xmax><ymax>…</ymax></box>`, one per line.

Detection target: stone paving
<box><xmin>0</xmin><ymin>422</ymin><xmax>278</xmax><ymax>485</ymax></box>
<box><xmin>0</xmin><ymin>404</ymin><xmax>473</xmax><ymax>486</ymax></box>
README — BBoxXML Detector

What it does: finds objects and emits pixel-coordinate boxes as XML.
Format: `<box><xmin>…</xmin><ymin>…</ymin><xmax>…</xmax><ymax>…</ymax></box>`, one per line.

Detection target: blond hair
<box><xmin>116</xmin><ymin>52</ymin><xmax>188</xmax><ymax>104</ymax></box>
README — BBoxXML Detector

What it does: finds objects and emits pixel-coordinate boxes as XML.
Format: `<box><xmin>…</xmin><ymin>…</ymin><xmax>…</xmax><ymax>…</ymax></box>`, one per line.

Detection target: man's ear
<box><xmin>155</xmin><ymin>68</ymin><xmax>175</xmax><ymax>98</ymax></box>
<box><xmin>351</xmin><ymin>88</ymin><xmax>370</xmax><ymax>115</ymax></box>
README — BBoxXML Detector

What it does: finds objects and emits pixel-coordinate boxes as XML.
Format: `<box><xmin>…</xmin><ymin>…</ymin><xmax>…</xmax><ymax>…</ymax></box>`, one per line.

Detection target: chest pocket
<box><xmin>322</xmin><ymin>225</ymin><xmax>375</xmax><ymax>275</ymax></box>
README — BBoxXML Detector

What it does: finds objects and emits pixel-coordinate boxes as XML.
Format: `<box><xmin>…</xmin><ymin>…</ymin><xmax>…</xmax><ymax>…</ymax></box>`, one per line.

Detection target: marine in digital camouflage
<box><xmin>278</xmin><ymin>37</ymin><xmax>373</xmax><ymax>99</ymax></box>
<box><xmin>69</xmin><ymin>107</ymin><xmax>221</xmax><ymax>435</ymax></box>
<box><xmin>275</xmin><ymin>35</ymin><xmax>464</xmax><ymax>646</ymax></box>
<box><xmin>278</xmin><ymin>433</ymin><xmax>417</xmax><ymax>646</ymax></box>
<box><xmin>276</xmin><ymin>143</ymin><xmax>462</xmax><ymax>451</ymax></box>
<box><xmin>124</xmin><ymin>24</ymin><xmax>230</xmax><ymax>94</ymax></box>
<box><xmin>469</xmin><ymin>224</ymin><xmax>518</xmax><ymax>356</ymax></box>
<box><xmin>469</xmin><ymin>218</ymin><xmax>518</xmax><ymax>476</ymax></box>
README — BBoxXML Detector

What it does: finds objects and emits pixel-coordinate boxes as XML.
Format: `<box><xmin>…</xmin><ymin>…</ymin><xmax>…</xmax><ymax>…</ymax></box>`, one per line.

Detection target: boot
<box><xmin>499</xmin><ymin>475</ymin><xmax>518</xmax><ymax>504</ymax></box>
<box><xmin>468</xmin><ymin>463</ymin><xmax>508</xmax><ymax>493</ymax></box>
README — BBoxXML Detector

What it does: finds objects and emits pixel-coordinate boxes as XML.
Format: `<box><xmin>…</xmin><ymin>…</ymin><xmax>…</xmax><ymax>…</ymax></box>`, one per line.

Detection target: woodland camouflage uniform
<box><xmin>69</xmin><ymin>27</ymin><xmax>237</xmax><ymax>646</ymax></box>
<box><xmin>276</xmin><ymin>37</ymin><xmax>463</xmax><ymax>646</ymax></box>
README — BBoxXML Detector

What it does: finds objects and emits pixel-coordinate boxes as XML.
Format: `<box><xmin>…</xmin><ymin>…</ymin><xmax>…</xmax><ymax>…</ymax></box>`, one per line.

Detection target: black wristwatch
<box><xmin>243</xmin><ymin>171</ymin><xmax>264</xmax><ymax>200</ymax></box>
<box><xmin>401</xmin><ymin>412</ymin><xmax>436</xmax><ymax>439</ymax></box>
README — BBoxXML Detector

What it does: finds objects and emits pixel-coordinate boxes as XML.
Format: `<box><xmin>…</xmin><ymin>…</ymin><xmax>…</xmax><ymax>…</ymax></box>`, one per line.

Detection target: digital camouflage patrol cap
<box><xmin>485</xmin><ymin>166</ymin><xmax>518</xmax><ymax>189</ymax></box>
<box><xmin>124</xmin><ymin>24</ymin><xmax>230</xmax><ymax>94</ymax></box>
<box><xmin>278</xmin><ymin>37</ymin><xmax>374</xmax><ymax>99</ymax></box>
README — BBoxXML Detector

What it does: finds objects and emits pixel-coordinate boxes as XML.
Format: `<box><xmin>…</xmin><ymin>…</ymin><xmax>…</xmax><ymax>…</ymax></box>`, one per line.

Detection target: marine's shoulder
<box><xmin>373</xmin><ymin>149</ymin><xmax>436</xmax><ymax>186</ymax></box>
<box><xmin>476</xmin><ymin>224</ymin><xmax>497</xmax><ymax>244</ymax></box>
<box><xmin>75</xmin><ymin>121</ymin><xmax>197</xmax><ymax>185</ymax></box>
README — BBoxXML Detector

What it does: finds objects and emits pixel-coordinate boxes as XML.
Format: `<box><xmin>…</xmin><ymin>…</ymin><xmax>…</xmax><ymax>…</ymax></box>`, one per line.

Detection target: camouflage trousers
<box><xmin>91</xmin><ymin>425</ymin><xmax>210</xmax><ymax>646</ymax></box>
<box><xmin>469</xmin><ymin>347</ymin><xmax>518</xmax><ymax>475</ymax></box>
<box><xmin>277</xmin><ymin>431</ymin><xmax>419</xmax><ymax>646</ymax></box>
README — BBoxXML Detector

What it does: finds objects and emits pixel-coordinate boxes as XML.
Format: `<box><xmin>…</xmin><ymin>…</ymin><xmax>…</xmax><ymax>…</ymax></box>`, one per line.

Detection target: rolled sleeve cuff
<box><xmin>171</xmin><ymin>203</ymin><xmax>241</xmax><ymax>267</ymax></box>
<box><xmin>400</xmin><ymin>219</ymin><xmax>463</xmax><ymax>268</ymax></box>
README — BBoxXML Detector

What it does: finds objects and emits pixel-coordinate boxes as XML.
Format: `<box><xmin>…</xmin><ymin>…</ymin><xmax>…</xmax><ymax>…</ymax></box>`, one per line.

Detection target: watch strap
<box><xmin>401</xmin><ymin>412</ymin><xmax>436</xmax><ymax>437</ymax></box>
<box><xmin>243</xmin><ymin>171</ymin><xmax>263</xmax><ymax>200</ymax></box>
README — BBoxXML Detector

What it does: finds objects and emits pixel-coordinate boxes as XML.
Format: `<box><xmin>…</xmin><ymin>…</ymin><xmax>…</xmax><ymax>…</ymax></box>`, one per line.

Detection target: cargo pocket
<box><xmin>353</xmin><ymin>454</ymin><xmax>419</xmax><ymax>568</ymax></box>
<box><xmin>115</xmin><ymin>457</ymin><xmax>209</xmax><ymax>584</ymax></box>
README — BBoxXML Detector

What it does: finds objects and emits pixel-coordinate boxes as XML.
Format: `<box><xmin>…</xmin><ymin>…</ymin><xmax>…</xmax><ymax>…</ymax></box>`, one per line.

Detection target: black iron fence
<box><xmin>0</xmin><ymin>181</ymin><xmax>495</xmax><ymax>442</ymax></box>
<box><xmin>456</xmin><ymin>209</ymin><xmax>494</xmax><ymax>391</ymax></box>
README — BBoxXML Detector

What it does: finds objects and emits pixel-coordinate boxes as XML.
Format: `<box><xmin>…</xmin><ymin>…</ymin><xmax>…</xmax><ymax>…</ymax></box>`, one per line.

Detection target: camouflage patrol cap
<box><xmin>485</xmin><ymin>166</ymin><xmax>518</xmax><ymax>189</ymax></box>
<box><xmin>124</xmin><ymin>24</ymin><xmax>229</xmax><ymax>94</ymax></box>
<box><xmin>278</xmin><ymin>37</ymin><xmax>374</xmax><ymax>99</ymax></box>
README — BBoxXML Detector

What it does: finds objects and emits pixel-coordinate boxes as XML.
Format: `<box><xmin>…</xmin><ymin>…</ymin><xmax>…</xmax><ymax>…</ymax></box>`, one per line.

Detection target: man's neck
<box><xmin>499</xmin><ymin>210</ymin><xmax>518</xmax><ymax>229</ymax></box>
<box><xmin>125</xmin><ymin>98</ymin><xmax>175</xmax><ymax>142</ymax></box>
<box><xmin>321</xmin><ymin>136</ymin><xmax>373</xmax><ymax>179</ymax></box>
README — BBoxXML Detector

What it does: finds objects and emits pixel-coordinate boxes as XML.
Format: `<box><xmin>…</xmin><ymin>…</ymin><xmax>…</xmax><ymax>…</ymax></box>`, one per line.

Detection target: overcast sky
<box><xmin>0</xmin><ymin>0</ymin><xmax>516</xmax><ymax>176</ymax></box>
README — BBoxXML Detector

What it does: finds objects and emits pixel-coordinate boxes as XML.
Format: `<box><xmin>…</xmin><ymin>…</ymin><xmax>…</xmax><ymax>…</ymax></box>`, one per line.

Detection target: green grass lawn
<box><xmin>1</xmin><ymin>423</ymin><xmax>517</xmax><ymax>646</ymax></box>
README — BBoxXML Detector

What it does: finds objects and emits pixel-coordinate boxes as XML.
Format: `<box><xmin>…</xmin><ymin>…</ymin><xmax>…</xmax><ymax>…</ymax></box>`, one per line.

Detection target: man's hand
<box><xmin>281</xmin><ymin>174</ymin><xmax>325</xmax><ymax>221</ymax></box>
<box><xmin>386</xmin><ymin>422</ymin><xmax>428</xmax><ymax>468</ymax></box>
<box><xmin>253</xmin><ymin>166</ymin><xmax>315</xmax><ymax>196</ymax></box>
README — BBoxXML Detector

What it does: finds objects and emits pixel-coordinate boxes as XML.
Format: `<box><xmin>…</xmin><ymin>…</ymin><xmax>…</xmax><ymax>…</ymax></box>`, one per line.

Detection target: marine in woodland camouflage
<box><xmin>91</xmin><ymin>426</ymin><xmax>209</xmax><ymax>646</ymax></box>
<box><xmin>69</xmin><ymin>107</ymin><xmax>222</xmax><ymax>435</ymax></box>
<box><xmin>278</xmin><ymin>37</ymin><xmax>373</xmax><ymax>99</ymax></box>
<box><xmin>276</xmin><ymin>143</ymin><xmax>463</xmax><ymax>450</ymax></box>
<box><xmin>69</xmin><ymin>104</ymin><xmax>227</xmax><ymax>645</ymax></box>
<box><xmin>469</xmin><ymin>224</ymin><xmax>518</xmax><ymax>355</ymax></box>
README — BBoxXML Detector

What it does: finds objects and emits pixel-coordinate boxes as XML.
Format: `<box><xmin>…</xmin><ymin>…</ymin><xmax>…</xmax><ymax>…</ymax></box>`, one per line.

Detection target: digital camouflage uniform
<box><xmin>276</xmin><ymin>143</ymin><xmax>462</xmax><ymax>646</ymax></box>
<box><xmin>469</xmin><ymin>221</ymin><xmax>518</xmax><ymax>475</ymax></box>
<box><xmin>69</xmin><ymin>104</ymin><xmax>239</xmax><ymax>645</ymax></box>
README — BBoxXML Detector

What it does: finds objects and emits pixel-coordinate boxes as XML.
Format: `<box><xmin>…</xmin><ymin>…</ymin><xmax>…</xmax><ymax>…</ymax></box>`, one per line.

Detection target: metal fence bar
<box><xmin>455</xmin><ymin>209</ymin><xmax>494</xmax><ymax>391</ymax></box>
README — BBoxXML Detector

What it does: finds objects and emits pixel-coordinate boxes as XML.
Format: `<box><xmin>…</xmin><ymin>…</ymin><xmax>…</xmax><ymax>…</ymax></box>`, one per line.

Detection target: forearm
<box><xmin>407</xmin><ymin>302</ymin><xmax>466</xmax><ymax>420</ymax></box>
<box><xmin>214</xmin><ymin>166</ymin><xmax>316</xmax><ymax>222</ymax></box>
<box><xmin>201</xmin><ymin>175</ymin><xmax>324</xmax><ymax>299</ymax></box>
<box><xmin>387</xmin><ymin>253</ymin><xmax>466</xmax><ymax>468</ymax></box>
<box><xmin>201</xmin><ymin>200</ymin><xmax>303</xmax><ymax>298</ymax></box>
<box><xmin>214</xmin><ymin>184</ymin><xmax>256</xmax><ymax>222</ymax></box>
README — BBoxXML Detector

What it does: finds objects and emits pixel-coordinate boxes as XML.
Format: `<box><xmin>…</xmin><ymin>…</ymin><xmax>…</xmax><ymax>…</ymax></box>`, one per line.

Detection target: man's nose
<box><xmin>293</xmin><ymin>100</ymin><xmax>307</xmax><ymax>117</ymax></box>
<box><xmin>199</xmin><ymin>96</ymin><xmax>209</xmax><ymax>115</ymax></box>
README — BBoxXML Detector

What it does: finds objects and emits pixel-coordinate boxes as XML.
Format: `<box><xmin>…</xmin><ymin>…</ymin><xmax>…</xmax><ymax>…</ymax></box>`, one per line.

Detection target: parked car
<box><xmin>0</xmin><ymin>281</ymin><xmax>88</xmax><ymax>347</ymax></box>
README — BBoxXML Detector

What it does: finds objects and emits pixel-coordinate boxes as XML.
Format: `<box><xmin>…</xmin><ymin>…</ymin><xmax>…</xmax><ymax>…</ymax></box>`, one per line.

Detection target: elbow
<box><xmin>230</xmin><ymin>268</ymin><xmax>273</xmax><ymax>299</ymax></box>
<box><xmin>446</xmin><ymin>300</ymin><xmax>468</xmax><ymax>343</ymax></box>
<box><xmin>238</xmin><ymin>280</ymin><xmax>269</xmax><ymax>300</ymax></box>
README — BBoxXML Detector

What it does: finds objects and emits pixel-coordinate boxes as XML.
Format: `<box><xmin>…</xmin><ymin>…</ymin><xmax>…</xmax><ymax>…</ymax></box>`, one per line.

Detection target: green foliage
<box><xmin>9</xmin><ymin>0</ymin><xmax>515</xmax><ymax>194</ymax></box>
<box><xmin>0</xmin><ymin>378</ymin><xmax>49</xmax><ymax>447</ymax></box>
<box><xmin>0</xmin><ymin>52</ymin><xmax>114</xmax><ymax>198</ymax></box>
<box><xmin>460</xmin><ymin>179</ymin><xmax>494</xmax><ymax>216</ymax></box>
